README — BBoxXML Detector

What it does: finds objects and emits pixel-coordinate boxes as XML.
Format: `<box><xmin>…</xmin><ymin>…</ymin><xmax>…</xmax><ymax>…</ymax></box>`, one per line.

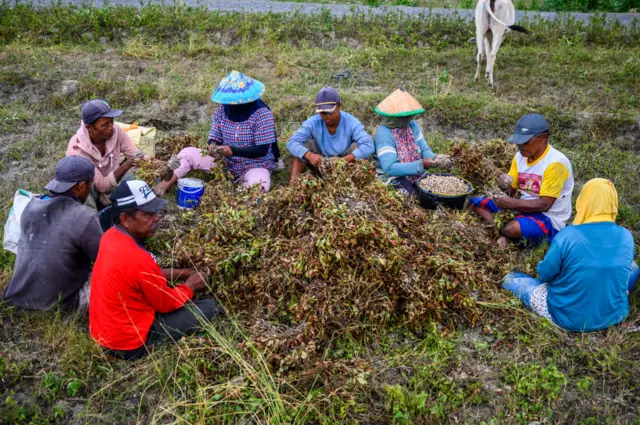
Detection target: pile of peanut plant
<box><xmin>154</xmin><ymin>153</ymin><xmax>532</xmax><ymax>370</ymax></box>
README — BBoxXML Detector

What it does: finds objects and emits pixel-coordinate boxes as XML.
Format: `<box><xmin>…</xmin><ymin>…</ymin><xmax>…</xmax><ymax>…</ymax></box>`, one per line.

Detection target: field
<box><xmin>276</xmin><ymin>0</ymin><xmax>640</xmax><ymax>12</ymax></box>
<box><xmin>1</xmin><ymin>3</ymin><xmax>640</xmax><ymax>424</ymax></box>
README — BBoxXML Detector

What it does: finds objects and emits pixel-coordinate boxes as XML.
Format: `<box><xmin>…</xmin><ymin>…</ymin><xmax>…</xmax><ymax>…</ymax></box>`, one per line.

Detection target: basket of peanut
<box><xmin>416</xmin><ymin>173</ymin><xmax>473</xmax><ymax>210</ymax></box>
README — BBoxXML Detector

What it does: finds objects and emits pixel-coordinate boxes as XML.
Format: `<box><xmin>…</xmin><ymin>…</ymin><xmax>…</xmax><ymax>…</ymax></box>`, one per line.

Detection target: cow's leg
<box><xmin>487</xmin><ymin>25</ymin><xmax>506</xmax><ymax>86</ymax></box>
<box><xmin>474</xmin><ymin>35</ymin><xmax>484</xmax><ymax>81</ymax></box>
<box><xmin>483</xmin><ymin>36</ymin><xmax>492</xmax><ymax>80</ymax></box>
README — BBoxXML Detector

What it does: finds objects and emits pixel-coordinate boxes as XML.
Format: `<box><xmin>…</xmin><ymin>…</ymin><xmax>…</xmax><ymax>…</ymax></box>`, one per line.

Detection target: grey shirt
<box><xmin>2</xmin><ymin>196</ymin><xmax>103</xmax><ymax>310</ymax></box>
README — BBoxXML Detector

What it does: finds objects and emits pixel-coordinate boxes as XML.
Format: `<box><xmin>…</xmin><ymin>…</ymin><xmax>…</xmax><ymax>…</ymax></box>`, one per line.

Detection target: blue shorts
<box><xmin>514</xmin><ymin>213</ymin><xmax>557</xmax><ymax>244</ymax></box>
<box><xmin>470</xmin><ymin>196</ymin><xmax>558</xmax><ymax>244</ymax></box>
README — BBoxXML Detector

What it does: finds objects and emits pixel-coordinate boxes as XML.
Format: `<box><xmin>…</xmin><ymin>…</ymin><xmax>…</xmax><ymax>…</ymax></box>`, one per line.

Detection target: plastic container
<box><xmin>177</xmin><ymin>178</ymin><xmax>205</xmax><ymax>209</ymax></box>
<box><xmin>416</xmin><ymin>173</ymin><xmax>473</xmax><ymax>210</ymax></box>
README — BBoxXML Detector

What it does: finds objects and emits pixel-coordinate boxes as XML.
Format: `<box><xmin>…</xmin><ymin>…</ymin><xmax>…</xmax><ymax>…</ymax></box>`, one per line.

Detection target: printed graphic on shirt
<box><xmin>518</xmin><ymin>172</ymin><xmax>542</xmax><ymax>195</ymax></box>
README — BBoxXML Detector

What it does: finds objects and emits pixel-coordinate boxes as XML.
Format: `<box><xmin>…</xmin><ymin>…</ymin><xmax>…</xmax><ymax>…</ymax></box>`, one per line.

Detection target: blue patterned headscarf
<box><xmin>211</xmin><ymin>71</ymin><xmax>266</xmax><ymax>105</ymax></box>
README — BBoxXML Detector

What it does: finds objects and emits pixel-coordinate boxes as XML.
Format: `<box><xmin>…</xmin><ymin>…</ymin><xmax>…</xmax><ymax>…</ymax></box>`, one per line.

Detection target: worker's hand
<box><xmin>184</xmin><ymin>272</ymin><xmax>208</xmax><ymax>292</ymax></box>
<box><xmin>433</xmin><ymin>154</ymin><xmax>453</xmax><ymax>168</ymax></box>
<box><xmin>142</xmin><ymin>154</ymin><xmax>152</xmax><ymax>161</ymax></box>
<box><xmin>343</xmin><ymin>153</ymin><xmax>356</xmax><ymax>164</ymax></box>
<box><xmin>305</xmin><ymin>152</ymin><xmax>323</xmax><ymax>168</ymax></box>
<box><xmin>492</xmin><ymin>195</ymin><xmax>513</xmax><ymax>209</ymax></box>
<box><xmin>124</xmin><ymin>156</ymin><xmax>142</xmax><ymax>170</ymax></box>
<box><xmin>220</xmin><ymin>146</ymin><xmax>233</xmax><ymax>158</ymax></box>
<box><xmin>498</xmin><ymin>174</ymin><xmax>514</xmax><ymax>191</ymax></box>
<box><xmin>422</xmin><ymin>158</ymin><xmax>435</xmax><ymax>168</ymax></box>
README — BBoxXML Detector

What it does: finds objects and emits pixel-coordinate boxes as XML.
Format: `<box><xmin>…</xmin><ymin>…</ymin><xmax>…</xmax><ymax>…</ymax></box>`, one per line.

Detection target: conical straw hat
<box><xmin>374</xmin><ymin>88</ymin><xmax>425</xmax><ymax>117</ymax></box>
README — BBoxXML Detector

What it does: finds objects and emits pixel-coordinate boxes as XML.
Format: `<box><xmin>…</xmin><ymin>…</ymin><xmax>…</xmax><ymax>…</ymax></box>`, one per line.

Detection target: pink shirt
<box><xmin>66</xmin><ymin>122</ymin><xmax>141</xmax><ymax>202</ymax></box>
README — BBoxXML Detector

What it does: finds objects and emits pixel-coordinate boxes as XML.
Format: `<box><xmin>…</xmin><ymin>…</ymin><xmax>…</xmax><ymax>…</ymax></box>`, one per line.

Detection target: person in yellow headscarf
<box><xmin>502</xmin><ymin>178</ymin><xmax>639</xmax><ymax>332</ymax></box>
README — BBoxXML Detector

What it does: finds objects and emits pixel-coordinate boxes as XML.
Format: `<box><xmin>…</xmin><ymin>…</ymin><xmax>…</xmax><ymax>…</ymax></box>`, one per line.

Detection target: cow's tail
<box><xmin>485</xmin><ymin>2</ymin><xmax>529</xmax><ymax>34</ymax></box>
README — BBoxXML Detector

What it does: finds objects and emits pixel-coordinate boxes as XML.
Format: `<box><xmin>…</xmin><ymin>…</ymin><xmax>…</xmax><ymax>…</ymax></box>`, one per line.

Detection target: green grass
<box><xmin>0</xmin><ymin>4</ymin><xmax>639</xmax><ymax>424</ymax></box>
<box><xmin>276</xmin><ymin>0</ymin><xmax>640</xmax><ymax>12</ymax></box>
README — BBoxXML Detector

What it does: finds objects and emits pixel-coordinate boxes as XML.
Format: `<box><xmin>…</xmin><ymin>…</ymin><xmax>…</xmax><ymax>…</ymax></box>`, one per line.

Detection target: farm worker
<box><xmin>502</xmin><ymin>179</ymin><xmax>639</xmax><ymax>332</ymax></box>
<box><xmin>2</xmin><ymin>157</ymin><xmax>102</xmax><ymax>312</ymax></box>
<box><xmin>66</xmin><ymin>99</ymin><xmax>149</xmax><ymax>211</ymax></box>
<box><xmin>469</xmin><ymin>114</ymin><xmax>574</xmax><ymax>248</ymax></box>
<box><xmin>373</xmin><ymin>88</ymin><xmax>453</xmax><ymax>196</ymax></box>
<box><xmin>89</xmin><ymin>180</ymin><xmax>223</xmax><ymax>360</ymax></box>
<box><xmin>155</xmin><ymin>71</ymin><xmax>284</xmax><ymax>195</ymax></box>
<box><xmin>286</xmin><ymin>87</ymin><xmax>374</xmax><ymax>185</ymax></box>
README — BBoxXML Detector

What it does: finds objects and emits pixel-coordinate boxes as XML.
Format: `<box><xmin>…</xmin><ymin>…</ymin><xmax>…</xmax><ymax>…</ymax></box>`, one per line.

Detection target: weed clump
<box><xmin>136</xmin><ymin>135</ymin><xmax>212</xmax><ymax>183</ymax></box>
<box><xmin>449</xmin><ymin>139</ymin><xmax>516</xmax><ymax>190</ymax></box>
<box><xmin>160</xmin><ymin>159</ymin><xmax>521</xmax><ymax>368</ymax></box>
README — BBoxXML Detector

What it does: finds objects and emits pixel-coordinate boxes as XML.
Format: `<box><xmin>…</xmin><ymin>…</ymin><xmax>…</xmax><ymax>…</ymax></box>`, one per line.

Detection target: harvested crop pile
<box><xmin>136</xmin><ymin>159</ymin><xmax>170</xmax><ymax>183</ymax></box>
<box><xmin>418</xmin><ymin>175</ymin><xmax>470</xmax><ymax>195</ymax></box>
<box><xmin>450</xmin><ymin>139</ymin><xmax>517</xmax><ymax>190</ymax></box>
<box><xmin>157</xmin><ymin>158</ymin><xmax>526</xmax><ymax>367</ymax></box>
<box><xmin>136</xmin><ymin>135</ymin><xmax>222</xmax><ymax>184</ymax></box>
<box><xmin>155</xmin><ymin>134</ymin><xmax>203</xmax><ymax>161</ymax></box>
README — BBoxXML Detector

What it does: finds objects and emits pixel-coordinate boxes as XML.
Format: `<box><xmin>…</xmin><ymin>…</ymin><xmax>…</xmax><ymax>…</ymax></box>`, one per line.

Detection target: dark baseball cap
<box><xmin>45</xmin><ymin>156</ymin><xmax>95</xmax><ymax>193</ymax></box>
<box><xmin>81</xmin><ymin>99</ymin><xmax>123</xmax><ymax>125</ymax></box>
<box><xmin>508</xmin><ymin>113</ymin><xmax>549</xmax><ymax>145</ymax></box>
<box><xmin>110</xmin><ymin>180</ymin><xmax>168</xmax><ymax>213</ymax></box>
<box><xmin>315</xmin><ymin>87</ymin><xmax>341</xmax><ymax>113</ymax></box>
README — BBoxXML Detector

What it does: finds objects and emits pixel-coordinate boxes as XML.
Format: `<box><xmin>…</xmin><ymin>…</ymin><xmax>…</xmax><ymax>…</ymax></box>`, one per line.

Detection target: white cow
<box><xmin>474</xmin><ymin>0</ymin><xmax>528</xmax><ymax>86</ymax></box>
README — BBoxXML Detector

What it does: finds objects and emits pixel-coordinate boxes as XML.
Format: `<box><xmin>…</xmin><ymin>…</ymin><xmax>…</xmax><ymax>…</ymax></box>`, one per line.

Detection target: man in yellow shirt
<box><xmin>470</xmin><ymin>114</ymin><xmax>574</xmax><ymax>247</ymax></box>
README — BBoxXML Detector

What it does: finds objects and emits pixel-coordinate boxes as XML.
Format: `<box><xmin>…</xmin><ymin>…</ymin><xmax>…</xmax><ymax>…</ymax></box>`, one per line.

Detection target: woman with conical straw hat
<box><xmin>373</xmin><ymin>88</ymin><xmax>452</xmax><ymax>196</ymax></box>
<box><xmin>502</xmin><ymin>178</ymin><xmax>639</xmax><ymax>332</ymax></box>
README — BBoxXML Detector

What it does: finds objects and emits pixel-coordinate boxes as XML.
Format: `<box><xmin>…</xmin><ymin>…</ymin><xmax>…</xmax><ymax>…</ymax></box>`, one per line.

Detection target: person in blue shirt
<box><xmin>373</xmin><ymin>88</ymin><xmax>452</xmax><ymax>195</ymax></box>
<box><xmin>286</xmin><ymin>87</ymin><xmax>374</xmax><ymax>185</ymax></box>
<box><xmin>503</xmin><ymin>178</ymin><xmax>639</xmax><ymax>332</ymax></box>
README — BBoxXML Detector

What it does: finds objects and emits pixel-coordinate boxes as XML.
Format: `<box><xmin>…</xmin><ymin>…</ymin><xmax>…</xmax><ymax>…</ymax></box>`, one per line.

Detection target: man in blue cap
<box><xmin>67</xmin><ymin>99</ymin><xmax>147</xmax><ymax>210</ymax></box>
<box><xmin>3</xmin><ymin>156</ymin><xmax>103</xmax><ymax>312</ymax></box>
<box><xmin>286</xmin><ymin>87</ymin><xmax>374</xmax><ymax>184</ymax></box>
<box><xmin>469</xmin><ymin>114</ymin><xmax>574</xmax><ymax>247</ymax></box>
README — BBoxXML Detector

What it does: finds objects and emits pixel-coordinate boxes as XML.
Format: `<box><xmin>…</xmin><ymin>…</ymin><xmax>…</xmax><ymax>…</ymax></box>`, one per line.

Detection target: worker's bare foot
<box><xmin>496</xmin><ymin>236</ymin><xmax>509</xmax><ymax>249</ymax></box>
<box><xmin>154</xmin><ymin>180</ymin><xmax>171</xmax><ymax>196</ymax></box>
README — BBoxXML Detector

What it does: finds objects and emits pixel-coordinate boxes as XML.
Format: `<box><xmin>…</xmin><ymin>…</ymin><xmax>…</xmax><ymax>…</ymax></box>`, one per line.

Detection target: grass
<box><xmin>0</xmin><ymin>3</ymin><xmax>639</xmax><ymax>424</ymax></box>
<box><xmin>276</xmin><ymin>0</ymin><xmax>640</xmax><ymax>12</ymax></box>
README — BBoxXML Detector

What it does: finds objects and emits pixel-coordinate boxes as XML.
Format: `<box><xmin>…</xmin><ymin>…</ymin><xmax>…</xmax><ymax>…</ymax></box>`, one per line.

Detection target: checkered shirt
<box><xmin>208</xmin><ymin>106</ymin><xmax>276</xmax><ymax>179</ymax></box>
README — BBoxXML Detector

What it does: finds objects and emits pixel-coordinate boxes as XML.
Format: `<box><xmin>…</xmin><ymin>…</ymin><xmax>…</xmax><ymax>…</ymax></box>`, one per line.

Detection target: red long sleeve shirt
<box><xmin>89</xmin><ymin>227</ymin><xmax>193</xmax><ymax>351</ymax></box>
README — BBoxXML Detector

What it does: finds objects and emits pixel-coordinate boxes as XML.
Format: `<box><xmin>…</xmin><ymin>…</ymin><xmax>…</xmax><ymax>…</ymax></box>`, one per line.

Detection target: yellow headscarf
<box><xmin>574</xmin><ymin>178</ymin><xmax>618</xmax><ymax>225</ymax></box>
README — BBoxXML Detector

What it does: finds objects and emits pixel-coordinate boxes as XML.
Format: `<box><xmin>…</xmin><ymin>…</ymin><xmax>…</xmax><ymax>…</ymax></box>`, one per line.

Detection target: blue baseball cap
<box><xmin>81</xmin><ymin>99</ymin><xmax>123</xmax><ymax>125</ymax></box>
<box><xmin>45</xmin><ymin>156</ymin><xmax>95</xmax><ymax>194</ymax></box>
<box><xmin>508</xmin><ymin>114</ymin><xmax>549</xmax><ymax>145</ymax></box>
<box><xmin>315</xmin><ymin>87</ymin><xmax>341</xmax><ymax>113</ymax></box>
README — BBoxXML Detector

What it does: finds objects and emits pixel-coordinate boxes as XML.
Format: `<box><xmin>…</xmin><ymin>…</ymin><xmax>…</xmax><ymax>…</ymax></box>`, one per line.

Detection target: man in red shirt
<box><xmin>89</xmin><ymin>180</ymin><xmax>223</xmax><ymax>360</ymax></box>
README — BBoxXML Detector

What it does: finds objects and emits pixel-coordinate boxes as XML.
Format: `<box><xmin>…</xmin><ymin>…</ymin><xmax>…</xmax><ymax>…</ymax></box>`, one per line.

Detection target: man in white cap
<box><xmin>286</xmin><ymin>87</ymin><xmax>374</xmax><ymax>184</ymax></box>
<box><xmin>2</xmin><ymin>156</ymin><xmax>102</xmax><ymax>312</ymax></box>
<box><xmin>66</xmin><ymin>99</ymin><xmax>148</xmax><ymax>210</ymax></box>
<box><xmin>89</xmin><ymin>180</ymin><xmax>223</xmax><ymax>360</ymax></box>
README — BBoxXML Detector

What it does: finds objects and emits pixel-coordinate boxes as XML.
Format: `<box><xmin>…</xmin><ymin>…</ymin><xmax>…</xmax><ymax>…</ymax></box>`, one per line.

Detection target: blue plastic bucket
<box><xmin>177</xmin><ymin>178</ymin><xmax>205</xmax><ymax>209</ymax></box>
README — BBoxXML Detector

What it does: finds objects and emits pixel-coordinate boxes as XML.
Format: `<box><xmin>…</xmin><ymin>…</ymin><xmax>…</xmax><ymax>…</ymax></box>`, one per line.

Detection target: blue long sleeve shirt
<box><xmin>286</xmin><ymin>112</ymin><xmax>374</xmax><ymax>160</ymax></box>
<box><xmin>537</xmin><ymin>222</ymin><xmax>635</xmax><ymax>332</ymax></box>
<box><xmin>374</xmin><ymin>121</ymin><xmax>435</xmax><ymax>178</ymax></box>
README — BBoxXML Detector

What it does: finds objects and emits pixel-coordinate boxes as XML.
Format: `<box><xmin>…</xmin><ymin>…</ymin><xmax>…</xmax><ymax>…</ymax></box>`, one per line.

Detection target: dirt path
<box><xmin>24</xmin><ymin>0</ymin><xmax>640</xmax><ymax>26</ymax></box>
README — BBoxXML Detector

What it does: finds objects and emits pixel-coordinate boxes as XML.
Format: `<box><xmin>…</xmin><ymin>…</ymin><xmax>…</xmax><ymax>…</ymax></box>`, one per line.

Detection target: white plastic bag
<box><xmin>3</xmin><ymin>189</ymin><xmax>33</xmax><ymax>254</ymax></box>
